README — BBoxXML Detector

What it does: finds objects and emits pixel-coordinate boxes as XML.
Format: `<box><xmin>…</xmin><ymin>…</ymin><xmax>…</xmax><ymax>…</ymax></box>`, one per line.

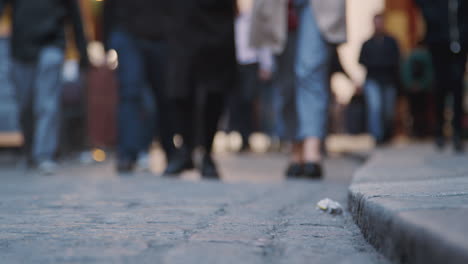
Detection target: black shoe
<box><xmin>117</xmin><ymin>158</ymin><xmax>135</xmax><ymax>173</ymax></box>
<box><xmin>238</xmin><ymin>143</ymin><xmax>251</xmax><ymax>154</ymax></box>
<box><xmin>453</xmin><ymin>134</ymin><xmax>465</xmax><ymax>153</ymax></box>
<box><xmin>303</xmin><ymin>162</ymin><xmax>323</xmax><ymax>179</ymax></box>
<box><xmin>201</xmin><ymin>155</ymin><xmax>220</xmax><ymax>179</ymax></box>
<box><xmin>285</xmin><ymin>163</ymin><xmax>303</xmax><ymax>178</ymax></box>
<box><xmin>163</xmin><ymin>149</ymin><xmax>194</xmax><ymax>176</ymax></box>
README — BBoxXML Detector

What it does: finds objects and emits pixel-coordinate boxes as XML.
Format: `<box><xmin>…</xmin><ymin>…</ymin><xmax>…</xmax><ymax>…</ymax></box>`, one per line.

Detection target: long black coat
<box><xmin>414</xmin><ymin>0</ymin><xmax>468</xmax><ymax>49</ymax></box>
<box><xmin>167</xmin><ymin>0</ymin><xmax>237</xmax><ymax>98</ymax></box>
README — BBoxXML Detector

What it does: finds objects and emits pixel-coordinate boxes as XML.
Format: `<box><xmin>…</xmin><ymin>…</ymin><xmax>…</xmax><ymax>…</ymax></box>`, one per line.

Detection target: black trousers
<box><xmin>429</xmin><ymin>45</ymin><xmax>467</xmax><ymax>137</ymax></box>
<box><xmin>170</xmin><ymin>87</ymin><xmax>226</xmax><ymax>155</ymax></box>
<box><xmin>408</xmin><ymin>91</ymin><xmax>432</xmax><ymax>138</ymax></box>
<box><xmin>226</xmin><ymin>63</ymin><xmax>259</xmax><ymax>145</ymax></box>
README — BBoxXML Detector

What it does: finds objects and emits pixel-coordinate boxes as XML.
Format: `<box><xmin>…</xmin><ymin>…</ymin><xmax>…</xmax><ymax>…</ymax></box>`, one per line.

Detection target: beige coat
<box><xmin>249</xmin><ymin>0</ymin><xmax>346</xmax><ymax>53</ymax></box>
<box><xmin>249</xmin><ymin>0</ymin><xmax>288</xmax><ymax>54</ymax></box>
<box><xmin>310</xmin><ymin>0</ymin><xmax>347</xmax><ymax>44</ymax></box>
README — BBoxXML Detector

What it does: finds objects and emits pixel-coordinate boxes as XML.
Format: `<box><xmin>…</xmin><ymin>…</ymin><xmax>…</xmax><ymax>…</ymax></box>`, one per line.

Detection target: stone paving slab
<box><xmin>349</xmin><ymin>144</ymin><xmax>468</xmax><ymax>264</ymax></box>
<box><xmin>0</xmin><ymin>154</ymin><xmax>389</xmax><ymax>264</ymax></box>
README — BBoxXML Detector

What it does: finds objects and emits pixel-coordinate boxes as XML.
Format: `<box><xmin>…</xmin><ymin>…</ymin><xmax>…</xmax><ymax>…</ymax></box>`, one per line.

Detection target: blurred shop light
<box><xmin>92</xmin><ymin>148</ymin><xmax>106</xmax><ymax>162</ymax></box>
<box><xmin>249</xmin><ymin>133</ymin><xmax>271</xmax><ymax>153</ymax></box>
<box><xmin>87</xmin><ymin>41</ymin><xmax>106</xmax><ymax>67</ymax></box>
<box><xmin>62</xmin><ymin>59</ymin><xmax>80</xmax><ymax>82</ymax></box>
<box><xmin>106</xmin><ymin>49</ymin><xmax>119</xmax><ymax>70</ymax></box>
<box><xmin>173</xmin><ymin>134</ymin><xmax>183</xmax><ymax>148</ymax></box>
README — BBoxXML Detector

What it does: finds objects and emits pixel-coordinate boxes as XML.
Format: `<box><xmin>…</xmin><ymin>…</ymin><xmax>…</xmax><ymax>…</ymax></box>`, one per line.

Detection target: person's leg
<box><xmin>142</xmin><ymin>39</ymin><xmax>176</xmax><ymax>159</ymax></box>
<box><xmin>273</xmin><ymin>31</ymin><xmax>303</xmax><ymax>177</ymax></box>
<box><xmin>429</xmin><ymin>46</ymin><xmax>450</xmax><ymax>148</ymax></box>
<box><xmin>109</xmin><ymin>30</ymin><xmax>146</xmax><ymax>170</ymax></box>
<box><xmin>33</xmin><ymin>45</ymin><xmax>64</xmax><ymax>169</ymax></box>
<box><xmin>199</xmin><ymin>89</ymin><xmax>226</xmax><ymax>178</ymax></box>
<box><xmin>271</xmin><ymin>32</ymin><xmax>298</xmax><ymax>142</ymax></box>
<box><xmin>238</xmin><ymin>63</ymin><xmax>259</xmax><ymax>150</ymax></box>
<box><xmin>451</xmin><ymin>51</ymin><xmax>467</xmax><ymax>151</ymax></box>
<box><xmin>227</xmin><ymin>64</ymin><xmax>250</xmax><ymax>149</ymax></box>
<box><xmin>11</xmin><ymin>60</ymin><xmax>36</xmax><ymax>165</ymax></box>
<box><xmin>163</xmin><ymin>95</ymin><xmax>195</xmax><ymax>175</ymax></box>
<box><xmin>383</xmin><ymin>84</ymin><xmax>397</xmax><ymax>141</ymax></box>
<box><xmin>202</xmin><ymin>92</ymin><xmax>226</xmax><ymax>154</ymax></box>
<box><xmin>295</xmin><ymin>3</ymin><xmax>331</xmax><ymax>177</ymax></box>
<box><xmin>364</xmin><ymin>79</ymin><xmax>384</xmax><ymax>143</ymax></box>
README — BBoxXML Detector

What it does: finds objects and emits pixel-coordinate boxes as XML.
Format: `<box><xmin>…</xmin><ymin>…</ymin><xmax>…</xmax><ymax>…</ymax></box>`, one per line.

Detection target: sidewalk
<box><xmin>348</xmin><ymin>144</ymin><xmax>468</xmax><ymax>264</ymax></box>
<box><xmin>0</xmin><ymin>153</ymin><xmax>390</xmax><ymax>264</ymax></box>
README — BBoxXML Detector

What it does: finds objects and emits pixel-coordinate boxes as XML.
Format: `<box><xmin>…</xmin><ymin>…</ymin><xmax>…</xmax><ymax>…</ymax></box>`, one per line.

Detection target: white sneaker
<box><xmin>37</xmin><ymin>160</ymin><xmax>58</xmax><ymax>175</ymax></box>
<box><xmin>137</xmin><ymin>152</ymin><xmax>150</xmax><ymax>172</ymax></box>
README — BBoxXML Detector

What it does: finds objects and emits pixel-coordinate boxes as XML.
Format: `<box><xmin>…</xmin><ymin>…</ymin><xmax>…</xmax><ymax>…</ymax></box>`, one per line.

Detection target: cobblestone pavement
<box><xmin>0</xmin><ymin>152</ymin><xmax>390</xmax><ymax>264</ymax></box>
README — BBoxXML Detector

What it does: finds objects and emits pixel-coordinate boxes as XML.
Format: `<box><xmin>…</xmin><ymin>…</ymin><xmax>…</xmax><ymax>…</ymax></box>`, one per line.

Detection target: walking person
<box><xmin>401</xmin><ymin>42</ymin><xmax>434</xmax><ymax>139</ymax></box>
<box><xmin>0</xmin><ymin>0</ymin><xmax>88</xmax><ymax>175</ymax></box>
<box><xmin>250</xmin><ymin>0</ymin><xmax>299</xmax><ymax>173</ymax></box>
<box><xmin>103</xmin><ymin>0</ymin><xmax>176</xmax><ymax>172</ymax></box>
<box><xmin>292</xmin><ymin>0</ymin><xmax>347</xmax><ymax>178</ymax></box>
<box><xmin>226</xmin><ymin>0</ymin><xmax>273</xmax><ymax>152</ymax></box>
<box><xmin>163</xmin><ymin>0</ymin><xmax>237</xmax><ymax>179</ymax></box>
<box><xmin>359</xmin><ymin>14</ymin><xmax>401</xmax><ymax>145</ymax></box>
<box><xmin>414</xmin><ymin>0</ymin><xmax>468</xmax><ymax>152</ymax></box>
<box><xmin>250</xmin><ymin>0</ymin><xmax>346</xmax><ymax>179</ymax></box>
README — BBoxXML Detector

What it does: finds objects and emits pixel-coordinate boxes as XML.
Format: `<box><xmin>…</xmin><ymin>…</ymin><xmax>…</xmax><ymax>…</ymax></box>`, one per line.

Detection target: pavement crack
<box><xmin>299</xmin><ymin>223</ymin><xmax>346</xmax><ymax>229</ymax></box>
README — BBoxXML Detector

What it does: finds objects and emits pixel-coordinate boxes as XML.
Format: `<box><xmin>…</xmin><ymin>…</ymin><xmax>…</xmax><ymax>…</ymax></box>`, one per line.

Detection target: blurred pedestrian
<box><xmin>401</xmin><ymin>42</ymin><xmax>434</xmax><ymax>139</ymax></box>
<box><xmin>0</xmin><ymin>0</ymin><xmax>88</xmax><ymax>175</ymax></box>
<box><xmin>163</xmin><ymin>0</ymin><xmax>237</xmax><ymax>179</ymax></box>
<box><xmin>359</xmin><ymin>14</ymin><xmax>401</xmax><ymax>145</ymax></box>
<box><xmin>250</xmin><ymin>0</ymin><xmax>299</xmax><ymax>171</ymax></box>
<box><xmin>250</xmin><ymin>0</ymin><xmax>346</xmax><ymax>179</ymax></box>
<box><xmin>414</xmin><ymin>0</ymin><xmax>468</xmax><ymax>152</ymax></box>
<box><xmin>293</xmin><ymin>0</ymin><xmax>347</xmax><ymax>178</ymax></box>
<box><xmin>226</xmin><ymin>0</ymin><xmax>273</xmax><ymax>152</ymax></box>
<box><xmin>103</xmin><ymin>0</ymin><xmax>176</xmax><ymax>172</ymax></box>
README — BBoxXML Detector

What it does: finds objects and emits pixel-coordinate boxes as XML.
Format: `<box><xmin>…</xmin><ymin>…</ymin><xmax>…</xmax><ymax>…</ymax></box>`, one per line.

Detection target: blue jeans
<box><xmin>108</xmin><ymin>30</ymin><xmax>173</xmax><ymax>160</ymax></box>
<box><xmin>12</xmin><ymin>45</ymin><xmax>64</xmax><ymax>162</ymax></box>
<box><xmin>364</xmin><ymin>79</ymin><xmax>397</xmax><ymax>142</ymax></box>
<box><xmin>271</xmin><ymin>31</ymin><xmax>298</xmax><ymax>141</ymax></box>
<box><xmin>295</xmin><ymin>3</ymin><xmax>332</xmax><ymax>140</ymax></box>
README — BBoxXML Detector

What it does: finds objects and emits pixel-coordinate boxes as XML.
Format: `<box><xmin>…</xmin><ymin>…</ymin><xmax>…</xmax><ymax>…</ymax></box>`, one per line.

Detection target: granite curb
<box><xmin>348</xmin><ymin>144</ymin><xmax>468</xmax><ymax>264</ymax></box>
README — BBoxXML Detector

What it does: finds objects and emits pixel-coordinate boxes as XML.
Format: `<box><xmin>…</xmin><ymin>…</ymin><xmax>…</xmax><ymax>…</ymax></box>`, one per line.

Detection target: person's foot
<box><xmin>116</xmin><ymin>158</ymin><xmax>135</xmax><ymax>173</ymax></box>
<box><xmin>163</xmin><ymin>149</ymin><xmax>194</xmax><ymax>176</ymax></box>
<box><xmin>200</xmin><ymin>155</ymin><xmax>220</xmax><ymax>179</ymax></box>
<box><xmin>453</xmin><ymin>134</ymin><xmax>465</xmax><ymax>153</ymax></box>
<box><xmin>285</xmin><ymin>163</ymin><xmax>303</xmax><ymax>178</ymax></box>
<box><xmin>137</xmin><ymin>152</ymin><xmax>151</xmax><ymax>171</ymax></box>
<box><xmin>435</xmin><ymin>136</ymin><xmax>446</xmax><ymax>151</ymax></box>
<box><xmin>238</xmin><ymin>143</ymin><xmax>251</xmax><ymax>154</ymax></box>
<box><xmin>303</xmin><ymin>162</ymin><xmax>323</xmax><ymax>179</ymax></box>
<box><xmin>37</xmin><ymin>160</ymin><xmax>58</xmax><ymax>176</ymax></box>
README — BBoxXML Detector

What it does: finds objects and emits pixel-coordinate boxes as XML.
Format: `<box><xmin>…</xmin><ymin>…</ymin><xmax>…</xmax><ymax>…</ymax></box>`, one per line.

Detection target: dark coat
<box><xmin>414</xmin><ymin>0</ymin><xmax>468</xmax><ymax>50</ymax></box>
<box><xmin>0</xmin><ymin>0</ymin><xmax>88</xmax><ymax>65</ymax></box>
<box><xmin>103</xmin><ymin>0</ymin><xmax>173</xmax><ymax>46</ymax></box>
<box><xmin>166</xmin><ymin>0</ymin><xmax>237</xmax><ymax>98</ymax></box>
<box><xmin>359</xmin><ymin>34</ymin><xmax>401</xmax><ymax>85</ymax></box>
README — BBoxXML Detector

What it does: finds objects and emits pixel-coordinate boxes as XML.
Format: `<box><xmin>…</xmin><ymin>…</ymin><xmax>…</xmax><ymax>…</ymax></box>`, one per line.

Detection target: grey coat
<box><xmin>250</xmin><ymin>0</ymin><xmax>346</xmax><ymax>53</ymax></box>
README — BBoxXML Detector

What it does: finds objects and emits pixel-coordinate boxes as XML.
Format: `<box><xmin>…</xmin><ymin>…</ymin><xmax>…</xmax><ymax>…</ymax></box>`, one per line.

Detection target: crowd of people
<box><xmin>0</xmin><ymin>0</ymin><xmax>466</xmax><ymax>179</ymax></box>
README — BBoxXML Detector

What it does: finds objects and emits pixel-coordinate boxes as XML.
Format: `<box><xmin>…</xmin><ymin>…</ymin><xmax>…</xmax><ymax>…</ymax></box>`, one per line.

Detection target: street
<box><xmin>0</xmin><ymin>150</ymin><xmax>390</xmax><ymax>264</ymax></box>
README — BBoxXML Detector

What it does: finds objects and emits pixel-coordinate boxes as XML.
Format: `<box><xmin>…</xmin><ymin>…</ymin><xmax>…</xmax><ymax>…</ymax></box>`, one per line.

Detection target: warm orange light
<box><xmin>92</xmin><ymin>149</ymin><xmax>106</xmax><ymax>162</ymax></box>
